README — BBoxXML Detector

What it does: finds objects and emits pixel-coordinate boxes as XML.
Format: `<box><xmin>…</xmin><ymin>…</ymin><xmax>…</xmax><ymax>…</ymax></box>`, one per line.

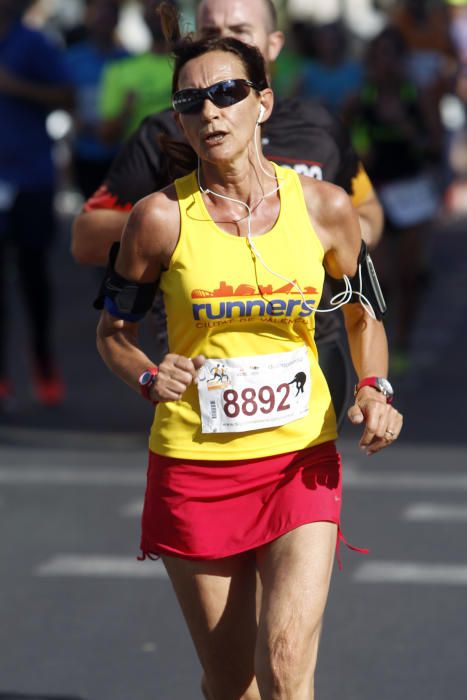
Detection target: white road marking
<box><xmin>353</xmin><ymin>561</ymin><xmax>467</xmax><ymax>585</ymax></box>
<box><xmin>344</xmin><ymin>468</ymin><xmax>467</xmax><ymax>491</ymax></box>
<box><xmin>37</xmin><ymin>555</ymin><xmax>467</xmax><ymax>586</ymax></box>
<box><xmin>35</xmin><ymin>555</ymin><xmax>167</xmax><ymax>578</ymax></box>
<box><xmin>404</xmin><ymin>502</ymin><xmax>467</xmax><ymax>522</ymax></box>
<box><xmin>0</xmin><ymin>467</ymin><xmax>144</xmax><ymax>486</ymax></box>
<box><xmin>120</xmin><ymin>499</ymin><xmax>144</xmax><ymax>517</ymax></box>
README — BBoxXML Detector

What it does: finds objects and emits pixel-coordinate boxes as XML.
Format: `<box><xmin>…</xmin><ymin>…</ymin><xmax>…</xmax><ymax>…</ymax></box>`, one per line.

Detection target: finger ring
<box><xmin>385</xmin><ymin>430</ymin><xmax>395</xmax><ymax>437</ymax></box>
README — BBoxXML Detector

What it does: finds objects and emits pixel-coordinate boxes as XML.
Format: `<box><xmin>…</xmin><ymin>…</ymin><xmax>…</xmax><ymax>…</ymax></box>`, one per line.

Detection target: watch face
<box><xmin>377</xmin><ymin>377</ymin><xmax>394</xmax><ymax>397</ymax></box>
<box><xmin>139</xmin><ymin>370</ymin><xmax>155</xmax><ymax>387</ymax></box>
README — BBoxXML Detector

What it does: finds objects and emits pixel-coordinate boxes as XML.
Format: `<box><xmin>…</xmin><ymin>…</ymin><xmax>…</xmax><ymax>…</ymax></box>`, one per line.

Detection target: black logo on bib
<box><xmin>289</xmin><ymin>372</ymin><xmax>307</xmax><ymax>396</ymax></box>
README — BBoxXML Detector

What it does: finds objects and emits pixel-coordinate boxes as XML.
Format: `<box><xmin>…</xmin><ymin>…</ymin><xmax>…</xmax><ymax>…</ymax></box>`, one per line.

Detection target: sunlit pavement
<box><xmin>0</xmin><ymin>438</ymin><xmax>466</xmax><ymax>700</ymax></box>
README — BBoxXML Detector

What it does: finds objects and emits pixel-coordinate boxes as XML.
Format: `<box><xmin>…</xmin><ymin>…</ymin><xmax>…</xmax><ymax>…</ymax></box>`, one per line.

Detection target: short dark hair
<box><xmin>171</xmin><ymin>36</ymin><xmax>269</xmax><ymax>94</ymax></box>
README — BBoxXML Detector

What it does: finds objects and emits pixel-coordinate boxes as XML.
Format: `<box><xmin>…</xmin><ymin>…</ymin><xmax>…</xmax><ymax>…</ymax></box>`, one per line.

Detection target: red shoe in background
<box><xmin>0</xmin><ymin>379</ymin><xmax>13</xmax><ymax>400</ymax></box>
<box><xmin>34</xmin><ymin>369</ymin><xmax>65</xmax><ymax>406</ymax></box>
<box><xmin>0</xmin><ymin>378</ymin><xmax>14</xmax><ymax>412</ymax></box>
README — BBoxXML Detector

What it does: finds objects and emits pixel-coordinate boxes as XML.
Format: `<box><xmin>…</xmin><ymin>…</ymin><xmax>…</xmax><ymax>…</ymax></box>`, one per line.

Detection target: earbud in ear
<box><xmin>257</xmin><ymin>104</ymin><xmax>266</xmax><ymax>124</ymax></box>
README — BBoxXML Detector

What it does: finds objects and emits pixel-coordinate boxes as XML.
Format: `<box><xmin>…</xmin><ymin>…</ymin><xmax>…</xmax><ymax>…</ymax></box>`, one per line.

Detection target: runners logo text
<box><xmin>191</xmin><ymin>280</ymin><xmax>318</xmax><ymax>326</ymax></box>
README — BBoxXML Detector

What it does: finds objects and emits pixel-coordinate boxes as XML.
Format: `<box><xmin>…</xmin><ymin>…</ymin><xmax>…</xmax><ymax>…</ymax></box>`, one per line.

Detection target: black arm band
<box><xmin>93</xmin><ymin>241</ymin><xmax>158</xmax><ymax>317</ymax></box>
<box><xmin>327</xmin><ymin>241</ymin><xmax>387</xmax><ymax>320</ymax></box>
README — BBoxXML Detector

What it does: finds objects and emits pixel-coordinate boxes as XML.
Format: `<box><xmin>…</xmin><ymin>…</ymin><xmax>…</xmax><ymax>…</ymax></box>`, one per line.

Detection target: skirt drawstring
<box><xmin>336</xmin><ymin>525</ymin><xmax>369</xmax><ymax>571</ymax></box>
<box><xmin>137</xmin><ymin>550</ymin><xmax>160</xmax><ymax>562</ymax></box>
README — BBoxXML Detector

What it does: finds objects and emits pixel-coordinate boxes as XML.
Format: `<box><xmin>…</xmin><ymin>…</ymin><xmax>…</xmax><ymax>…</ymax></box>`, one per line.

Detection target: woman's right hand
<box><xmin>150</xmin><ymin>354</ymin><xmax>205</xmax><ymax>403</ymax></box>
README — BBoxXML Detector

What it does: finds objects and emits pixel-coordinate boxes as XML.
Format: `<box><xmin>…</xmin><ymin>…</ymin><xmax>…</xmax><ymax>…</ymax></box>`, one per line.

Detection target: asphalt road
<box><xmin>1</xmin><ymin>439</ymin><xmax>467</xmax><ymax>700</ymax></box>
<box><xmin>0</xmin><ymin>212</ymin><xmax>466</xmax><ymax>699</ymax></box>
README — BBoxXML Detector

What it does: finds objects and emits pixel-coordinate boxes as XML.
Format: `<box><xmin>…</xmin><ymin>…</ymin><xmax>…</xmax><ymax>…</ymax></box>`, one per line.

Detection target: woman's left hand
<box><xmin>347</xmin><ymin>386</ymin><xmax>403</xmax><ymax>455</ymax></box>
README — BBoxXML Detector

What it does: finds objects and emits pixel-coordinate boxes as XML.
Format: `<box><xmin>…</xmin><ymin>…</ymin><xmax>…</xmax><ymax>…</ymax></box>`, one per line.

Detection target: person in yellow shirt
<box><xmin>74</xmin><ymin>0</ymin><xmax>384</xmax><ymax>431</ymax></box>
<box><xmin>96</xmin><ymin>25</ymin><xmax>402</xmax><ymax>700</ymax></box>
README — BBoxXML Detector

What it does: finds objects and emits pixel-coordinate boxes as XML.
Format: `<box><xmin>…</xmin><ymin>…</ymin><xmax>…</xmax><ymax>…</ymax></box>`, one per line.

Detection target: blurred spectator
<box><xmin>346</xmin><ymin>27</ymin><xmax>443</xmax><ymax>375</ymax></box>
<box><xmin>0</xmin><ymin>0</ymin><xmax>74</xmax><ymax>408</ymax></box>
<box><xmin>445</xmin><ymin>0</ymin><xmax>467</xmax><ymax>64</ymax></box>
<box><xmin>24</xmin><ymin>0</ymin><xmax>85</xmax><ymax>47</ymax></box>
<box><xmin>272</xmin><ymin>21</ymin><xmax>309</xmax><ymax>99</ymax></box>
<box><xmin>443</xmin><ymin>64</ymin><xmax>467</xmax><ymax>213</ymax></box>
<box><xmin>66</xmin><ymin>0</ymin><xmax>130</xmax><ymax>200</ymax></box>
<box><xmin>287</xmin><ymin>0</ymin><xmax>388</xmax><ymax>40</ymax></box>
<box><xmin>391</xmin><ymin>1</ymin><xmax>453</xmax><ymax>56</ymax></box>
<box><xmin>293</xmin><ymin>21</ymin><xmax>363</xmax><ymax>114</ymax></box>
<box><xmin>390</xmin><ymin>0</ymin><xmax>456</xmax><ymax>89</ymax></box>
<box><xmin>97</xmin><ymin>0</ymin><xmax>176</xmax><ymax>147</ymax></box>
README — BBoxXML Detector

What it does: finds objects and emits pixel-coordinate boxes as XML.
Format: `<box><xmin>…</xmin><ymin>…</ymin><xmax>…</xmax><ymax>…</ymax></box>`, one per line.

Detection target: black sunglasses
<box><xmin>172</xmin><ymin>78</ymin><xmax>258</xmax><ymax>114</ymax></box>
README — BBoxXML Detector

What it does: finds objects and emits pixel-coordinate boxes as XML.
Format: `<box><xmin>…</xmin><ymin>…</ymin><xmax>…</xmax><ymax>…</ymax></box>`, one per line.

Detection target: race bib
<box><xmin>197</xmin><ymin>346</ymin><xmax>310</xmax><ymax>434</ymax></box>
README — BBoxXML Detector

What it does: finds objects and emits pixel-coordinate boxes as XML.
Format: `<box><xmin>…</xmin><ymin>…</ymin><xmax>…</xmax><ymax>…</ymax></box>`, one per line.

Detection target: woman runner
<box><xmin>96</xmin><ymin>29</ymin><xmax>402</xmax><ymax>700</ymax></box>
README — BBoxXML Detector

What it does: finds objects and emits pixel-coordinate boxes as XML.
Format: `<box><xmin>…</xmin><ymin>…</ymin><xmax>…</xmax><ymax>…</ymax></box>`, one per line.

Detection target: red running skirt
<box><xmin>140</xmin><ymin>441</ymin><xmax>344</xmax><ymax>560</ymax></box>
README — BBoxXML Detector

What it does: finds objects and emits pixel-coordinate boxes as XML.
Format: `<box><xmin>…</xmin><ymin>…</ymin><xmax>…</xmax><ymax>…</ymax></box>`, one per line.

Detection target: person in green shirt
<box><xmin>98</xmin><ymin>0</ymin><xmax>177</xmax><ymax>145</ymax></box>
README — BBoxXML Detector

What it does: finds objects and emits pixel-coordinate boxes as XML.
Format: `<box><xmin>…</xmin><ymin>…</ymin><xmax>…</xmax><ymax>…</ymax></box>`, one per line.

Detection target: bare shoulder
<box><xmin>298</xmin><ymin>175</ymin><xmax>361</xmax><ymax>277</ymax></box>
<box><xmin>299</xmin><ymin>175</ymin><xmax>354</xmax><ymax>230</ymax></box>
<box><xmin>121</xmin><ymin>184</ymin><xmax>180</xmax><ymax>266</ymax></box>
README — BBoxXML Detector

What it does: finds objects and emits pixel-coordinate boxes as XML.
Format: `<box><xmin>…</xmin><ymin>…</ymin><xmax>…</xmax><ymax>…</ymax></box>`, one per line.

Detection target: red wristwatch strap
<box><xmin>355</xmin><ymin>376</ymin><xmax>393</xmax><ymax>404</ymax></box>
<box><xmin>355</xmin><ymin>376</ymin><xmax>378</xmax><ymax>393</ymax></box>
<box><xmin>139</xmin><ymin>366</ymin><xmax>158</xmax><ymax>402</ymax></box>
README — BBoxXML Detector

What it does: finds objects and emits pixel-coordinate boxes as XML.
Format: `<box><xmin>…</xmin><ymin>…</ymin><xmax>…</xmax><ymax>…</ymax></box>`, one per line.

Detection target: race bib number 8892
<box><xmin>197</xmin><ymin>346</ymin><xmax>311</xmax><ymax>434</ymax></box>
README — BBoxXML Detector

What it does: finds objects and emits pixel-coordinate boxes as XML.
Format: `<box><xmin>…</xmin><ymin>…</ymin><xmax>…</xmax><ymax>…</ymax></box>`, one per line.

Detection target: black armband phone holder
<box><xmin>93</xmin><ymin>241</ymin><xmax>158</xmax><ymax>316</ymax></box>
<box><xmin>327</xmin><ymin>241</ymin><xmax>387</xmax><ymax>320</ymax></box>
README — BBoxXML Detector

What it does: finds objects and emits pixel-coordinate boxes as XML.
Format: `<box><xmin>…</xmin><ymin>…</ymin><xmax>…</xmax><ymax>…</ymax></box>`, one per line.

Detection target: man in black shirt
<box><xmin>72</xmin><ymin>0</ymin><xmax>384</xmax><ymax>422</ymax></box>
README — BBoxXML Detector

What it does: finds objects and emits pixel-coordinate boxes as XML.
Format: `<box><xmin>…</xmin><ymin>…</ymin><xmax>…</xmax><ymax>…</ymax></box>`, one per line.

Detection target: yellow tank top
<box><xmin>149</xmin><ymin>163</ymin><xmax>337</xmax><ymax>459</ymax></box>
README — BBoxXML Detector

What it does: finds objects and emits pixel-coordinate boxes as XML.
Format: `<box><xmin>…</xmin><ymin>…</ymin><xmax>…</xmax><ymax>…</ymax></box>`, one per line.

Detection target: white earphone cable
<box><xmin>197</xmin><ymin>122</ymin><xmax>377</xmax><ymax>320</ymax></box>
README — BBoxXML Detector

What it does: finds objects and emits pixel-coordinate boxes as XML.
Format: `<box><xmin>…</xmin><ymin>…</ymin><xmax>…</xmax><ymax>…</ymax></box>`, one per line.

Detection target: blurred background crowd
<box><xmin>1</xmin><ymin>0</ymin><xmax>467</xmax><ymax>423</ymax></box>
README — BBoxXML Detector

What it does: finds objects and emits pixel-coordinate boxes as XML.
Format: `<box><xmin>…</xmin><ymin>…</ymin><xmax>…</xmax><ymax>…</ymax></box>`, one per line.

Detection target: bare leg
<box><xmin>163</xmin><ymin>552</ymin><xmax>261</xmax><ymax>700</ymax></box>
<box><xmin>255</xmin><ymin>522</ymin><xmax>337</xmax><ymax>699</ymax></box>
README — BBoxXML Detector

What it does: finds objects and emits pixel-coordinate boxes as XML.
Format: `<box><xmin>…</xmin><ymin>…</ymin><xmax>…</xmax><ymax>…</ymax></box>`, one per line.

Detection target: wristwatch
<box><xmin>138</xmin><ymin>367</ymin><xmax>158</xmax><ymax>402</ymax></box>
<box><xmin>354</xmin><ymin>376</ymin><xmax>394</xmax><ymax>404</ymax></box>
